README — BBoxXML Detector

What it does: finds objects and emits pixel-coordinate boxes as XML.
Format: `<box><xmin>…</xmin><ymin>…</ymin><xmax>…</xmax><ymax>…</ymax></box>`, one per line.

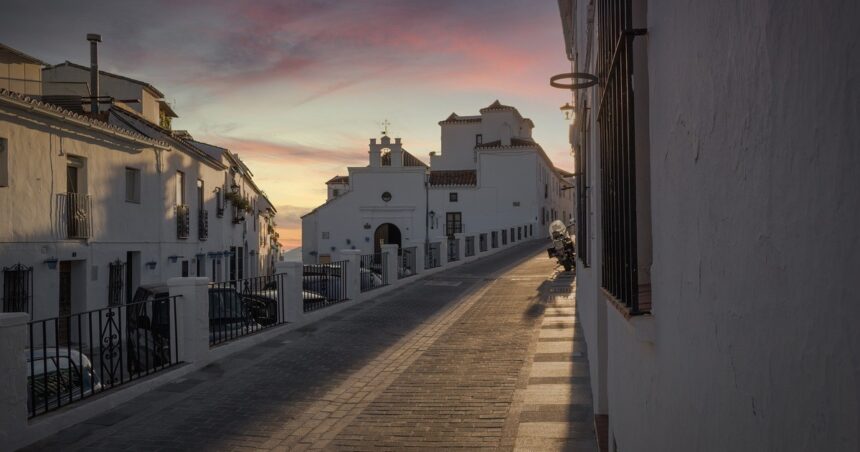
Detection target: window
<box><xmin>2</xmin><ymin>264</ymin><xmax>32</xmax><ymax>313</ymax></box>
<box><xmin>510</xmin><ymin>227</ymin><xmax>515</xmax><ymax>242</ymax></box>
<box><xmin>449</xmin><ymin>192</ymin><xmax>458</xmax><ymax>202</ymax></box>
<box><xmin>445</xmin><ymin>212</ymin><xmax>462</xmax><ymax>235</ymax></box>
<box><xmin>108</xmin><ymin>261</ymin><xmax>124</xmax><ymax>306</ymax></box>
<box><xmin>176</xmin><ymin>171</ymin><xmax>185</xmax><ymax>205</ymax></box>
<box><xmin>215</xmin><ymin>187</ymin><xmax>224</xmax><ymax>217</ymax></box>
<box><xmin>125</xmin><ymin>168</ymin><xmax>141</xmax><ymax>203</ymax></box>
<box><xmin>0</xmin><ymin>137</ymin><xmax>8</xmax><ymax>187</ymax></box>
<box><xmin>322</xmin><ymin>231</ymin><xmax>330</xmax><ymax>239</ymax></box>
<box><xmin>596</xmin><ymin>0</ymin><xmax>651</xmax><ymax>314</ymax></box>
<box><xmin>502</xmin><ymin>229</ymin><xmax>508</xmax><ymax>245</ymax></box>
<box><xmin>513</xmin><ymin>201</ymin><xmax>520</xmax><ymax>207</ymax></box>
<box><xmin>197</xmin><ymin>179</ymin><xmax>204</xmax><ymax>209</ymax></box>
<box><xmin>475</xmin><ymin>134</ymin><xmax>482</xmax><ymax>145</ymax></box>
<box><xmin>491</xmin><ymin>231</ymin><xmax>499</xmax><ymax>248</ymax></box>
<box><xmin>544</xmin><ymin>184</ymin><xmax>548</xmax><ymax>199</ymax></box>
<box><xmin>333</xmin><ymin>189</ymin><xmax>340</xmax><ymax>197</ymax></box>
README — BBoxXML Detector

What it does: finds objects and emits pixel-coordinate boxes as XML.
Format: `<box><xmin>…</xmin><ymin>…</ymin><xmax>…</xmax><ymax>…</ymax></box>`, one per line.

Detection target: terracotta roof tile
<box><xmin>429</xmin><ymin>170</ymin><xmax>477</xmax><ymax>187</ymax></box>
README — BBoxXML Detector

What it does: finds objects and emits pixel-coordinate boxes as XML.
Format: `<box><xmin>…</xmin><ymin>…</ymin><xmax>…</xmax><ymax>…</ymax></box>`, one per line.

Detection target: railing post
<box><xmin>381</xmin><ymin>244</ymin><xmax>398</xmax><ymax>284</ymax></box>
<box><xmin>0</xmin><ymin>313</ymin><xmax>28</xmax><ymax>445</ymax></box>
<box><xmin>167</xmin><ymin>277</ymin><xmax>209</xmax><ymax>363</ymax></box>
<box><xmin>337</xmin><ymin>250</ymin><xmax>361</xmax><ymax>299</ymax></box>
<box><xmin>275</xmin><ymin>261</ymin><xmax>303</xmax><ymax>322</ymax></box>
<box><xmin>438</xmin><ymin>241</ymin><xmax>448</xmax><ymax>267</ymax></box>
<box><xmin>414</xmin><ymin>244</ymin><xmax>425</xmax><ymax>274</ymax></box>
<box><xmin>454</xmin><ymin>233</ymin><xmax>466</xmax><ymax>261</ymax></box>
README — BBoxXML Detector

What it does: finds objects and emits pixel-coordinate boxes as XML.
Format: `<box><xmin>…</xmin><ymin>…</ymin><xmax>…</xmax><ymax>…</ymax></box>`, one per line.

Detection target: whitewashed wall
<box><xmin>569</xmin><ymin>0</ymin><xmax>860</xmax><ymax>450</ymax></box>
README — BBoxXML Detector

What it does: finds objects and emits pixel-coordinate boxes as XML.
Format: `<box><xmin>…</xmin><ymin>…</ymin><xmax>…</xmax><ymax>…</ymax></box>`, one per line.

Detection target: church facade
<box><xmin>301</xmin><ymin>101</ymin><xmax>573</xmax><ymax>263</ymax></box>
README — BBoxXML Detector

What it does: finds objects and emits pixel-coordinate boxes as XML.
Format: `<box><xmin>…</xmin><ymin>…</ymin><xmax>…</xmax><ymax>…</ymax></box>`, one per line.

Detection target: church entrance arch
<box><xmin>373</xmin><ymin>223</ymin><xmax>402</xmax><ymax>254</ymax></box>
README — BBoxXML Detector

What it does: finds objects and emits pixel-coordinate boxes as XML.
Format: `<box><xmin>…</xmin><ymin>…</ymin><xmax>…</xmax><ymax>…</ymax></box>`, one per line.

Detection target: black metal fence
<box><xmin>303</xmin><ymin>260</ymin><xmax>349</xmax><ymax>312</ymax></box>
<box><xmin>425</xmin><ymin>242</ymin><xmax>441</xmax><ymax>269</ymax></box>
<box><xmin>399</xmin><ymin>247</ymin><xmax>417</xmax><ymax>278</ymax></box>
<box><xmin>448</xmin><ymin>238</ymin><xmax>460</xmax><ymax>262</ymax></box>
<box><xmin>465</xmin><ymin>236</ymin><xmax>475</xmax><ymax>257</ymax></box>
<box><xmin>27</xmin><ymin>296</ymin><xmax>180</xmax><ymax>418</ymax></box>
<box><xmin>208</xmin><ymin>273</ymin><xmax>286</xmax><ymax>346</ymax></box>
<box><xmin>360</xmin><ymin>253</ymin><xmax>388</xmax><ymax>293</ymax></box>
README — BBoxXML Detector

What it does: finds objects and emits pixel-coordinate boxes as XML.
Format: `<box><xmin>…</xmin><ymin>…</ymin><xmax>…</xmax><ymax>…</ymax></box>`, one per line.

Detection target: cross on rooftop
<box><xmin>381</xmin><ymin>119</ymin><xmax>391</xmax><ymax>136</ymax></box>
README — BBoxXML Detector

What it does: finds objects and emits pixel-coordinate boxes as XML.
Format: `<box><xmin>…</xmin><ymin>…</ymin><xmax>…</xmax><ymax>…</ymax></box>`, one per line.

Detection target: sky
<box><xmin>1</xmin><ymin>0</ymin><xmax>574</xmax><ymax>249</ymax></box>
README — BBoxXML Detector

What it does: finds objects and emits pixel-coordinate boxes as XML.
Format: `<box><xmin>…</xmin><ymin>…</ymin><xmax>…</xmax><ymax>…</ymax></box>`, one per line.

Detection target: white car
<box><xmin>27</xmin><ymin>348</ymin><xmax>102</xmax><ymax>414</ymax></box>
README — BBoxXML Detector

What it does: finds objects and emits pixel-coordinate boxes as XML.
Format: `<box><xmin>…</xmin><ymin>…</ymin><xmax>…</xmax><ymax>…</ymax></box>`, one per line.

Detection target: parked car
<box><xmin>302</xmin><ymin>264</ymin><xmax>345</xmax><ymax>300</ymax></box>
<box><xmin>27</xmin><ymin>348</ymin><xmax>102</xmax><ymax>413</ymax></box>
<box><xmin>360</xmin><ymin>267</ymin><xmax>384</xmax><ymax>289</ymax></box>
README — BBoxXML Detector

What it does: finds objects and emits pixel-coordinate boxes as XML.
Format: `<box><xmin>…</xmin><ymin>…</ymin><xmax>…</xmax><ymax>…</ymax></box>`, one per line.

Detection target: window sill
<box><xmin>602</xmin><ymin>288</ymin><xmax>655</xmax><ymax>345</ymax></box>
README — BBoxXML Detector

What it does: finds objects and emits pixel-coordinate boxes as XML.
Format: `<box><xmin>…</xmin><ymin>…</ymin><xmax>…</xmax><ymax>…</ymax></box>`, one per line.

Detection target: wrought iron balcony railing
<box><xmin>57</xmin><ymin>192</ymin><xmax>91</xmax><ymax>239</ymax></box>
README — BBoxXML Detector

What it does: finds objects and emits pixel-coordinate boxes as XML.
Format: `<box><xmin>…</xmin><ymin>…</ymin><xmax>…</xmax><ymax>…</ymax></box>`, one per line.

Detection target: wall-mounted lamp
<box><xmin>346</xmin><ymin>238</ymin><xmax>351</xmax><ymax>245</ymax></box>
<box><xmin>365</xmin><ymin>237</ymin><xmax>370</xmax><ymax>242</ymax></box>
<box><xmin>560</xmin><ymin>102</ymin><xmax>575</xmax><ymax>121</ymax></box>
<box><xmin>145</xmin><ymin>261</ymin><xmax>157</xmax><ymax>270</ymax></box>
<box><xmin>363</xmin><ymin>223</ymin><xmax>371</xmax><ymax>230</ymax></box>
<box><xmin>43</xmin><ymin>257</ymin><xmax>59</xmax><ymax>270</ymax></box>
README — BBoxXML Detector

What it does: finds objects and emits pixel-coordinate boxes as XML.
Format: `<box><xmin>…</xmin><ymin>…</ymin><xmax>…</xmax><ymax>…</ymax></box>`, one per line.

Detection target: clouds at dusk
<box><xmin>1</xmin><ymin>0</ymin><xmax>573</xmax><ymax>248</ymax></box>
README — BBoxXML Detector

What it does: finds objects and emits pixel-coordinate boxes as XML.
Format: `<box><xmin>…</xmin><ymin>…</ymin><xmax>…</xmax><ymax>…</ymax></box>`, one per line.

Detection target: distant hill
<box><xmin>282</xmin><ymin>246</ymin><xmax>302</xmax><ymax>262</ymax></box>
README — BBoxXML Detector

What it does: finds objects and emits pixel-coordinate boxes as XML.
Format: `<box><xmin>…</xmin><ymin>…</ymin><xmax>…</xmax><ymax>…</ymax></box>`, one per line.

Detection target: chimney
<box><xmin>87</xmin><ymin>33</ymin><xmax>101</xmax><ymax>115</ymax></box>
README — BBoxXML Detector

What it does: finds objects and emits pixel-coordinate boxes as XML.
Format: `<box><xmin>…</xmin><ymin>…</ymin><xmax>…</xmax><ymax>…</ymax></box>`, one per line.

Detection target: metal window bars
<box><xmin>198</xmin><ymin>209</ymin><xmax>209</xmax><ymax>241</ymax></box>
<box><xmin>176</xmin><ymin>204</ymin><xmax>190</xmax><ymax>239</ymax></box>
<box><xmin>2</xmin><ymin>263</ymin><xmax>32</xmax><ymax>313</ymax></box>
<box><xmin>27</xmin><ymin>296</ymin><xmax>180</xmax><ymax>418</ymax></box>
<box><xmin>596</xmin><ymin>0</ymin><xmax>647</xmax><ymax>314</ymax></box>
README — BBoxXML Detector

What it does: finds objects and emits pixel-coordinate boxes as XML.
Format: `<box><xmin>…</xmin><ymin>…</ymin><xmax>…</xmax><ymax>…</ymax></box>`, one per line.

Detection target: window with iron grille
<box><xmin>596</xmin><ymin>0</ymin><xmax>650</xmax><ymax>314</ymax></box>
<box><xmin>576</xmin><ymin>100</ymin><xmax>590</xmax><ymax>267</ymax></box>
<box><xmin>491</xmin><ymin>231</ymin><xmax>498</xmax><ymax>248</ymax></box>
<box><xmin>445</xmin><ymin>212</ymin><xmax>462</xmax><ymax>235</ymax></box>
<box><xmin>125</xmin><ymin>168</ymin><xmax>140</xmax><ymax>203</ymax></box>
<box><xmin>108</xmin><ymin>260</ymin><xmax>125</xmax><ymax>306</ymax></box>
<box><xmin>2</xmin><ymin>264</ymin><xmax>32</xmax><ymax>313</ymax></box>
<box><xmin>501</xmin><ymin>229</ymin><xmax>507</xmax><ymax>245</ymax></box>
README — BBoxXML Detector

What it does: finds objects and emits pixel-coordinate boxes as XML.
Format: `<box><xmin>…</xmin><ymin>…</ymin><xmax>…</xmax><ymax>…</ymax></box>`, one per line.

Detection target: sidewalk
<box><xmin>24</xmin><ymin>243</ymin><xmax>595</xmax><ymax>451</ymax></box>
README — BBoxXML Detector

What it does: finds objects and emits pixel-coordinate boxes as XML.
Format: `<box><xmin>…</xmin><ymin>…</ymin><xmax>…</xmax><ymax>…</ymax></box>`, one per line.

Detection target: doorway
<box><xmin>58</xmin><ymin>261</ymin><xmax>72</xmax><ymax>345</ymax></box>
<box><xmin>373</xmin><ymin>223</ymin><xmax>402</xmax><ymax>254</ymax></box>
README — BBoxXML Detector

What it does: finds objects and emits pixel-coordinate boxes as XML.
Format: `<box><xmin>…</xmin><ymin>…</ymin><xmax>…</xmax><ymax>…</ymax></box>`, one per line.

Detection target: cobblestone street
<box><xmin>28</xmin><ymin>242</ymin><xmax>595</xmax><ymax>451</ymax></box>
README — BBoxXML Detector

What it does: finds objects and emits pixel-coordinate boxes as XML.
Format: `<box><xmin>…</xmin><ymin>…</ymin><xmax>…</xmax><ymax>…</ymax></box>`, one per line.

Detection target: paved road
<box><xmin>27</xmin><ymin>242</ymin><xmax>595</xmax><ymax>451</ymax></box>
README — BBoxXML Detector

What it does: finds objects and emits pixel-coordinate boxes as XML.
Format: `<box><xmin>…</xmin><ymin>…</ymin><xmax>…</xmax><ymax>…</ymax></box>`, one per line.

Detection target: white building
<box><xmin>302</xmin><ymin>101</ymin><xmax>574</xmax><ymax>263</ymax></box>
<box><xmin>0</xmin><ymin>42</ymin><xmax>279</xmax><ymax>323</ymax></box>
<box><xmin>557</xmin><ymin>1</ymin><xmax>859</xmax><ymax>451</ymax></box>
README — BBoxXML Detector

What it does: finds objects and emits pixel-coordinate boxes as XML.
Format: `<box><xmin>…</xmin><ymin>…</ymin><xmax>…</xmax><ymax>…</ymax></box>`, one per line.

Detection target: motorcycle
<box><xmin>546</xmin><ymin>220</ymin><xmax>576</xmax><ymax>272</ymax></box>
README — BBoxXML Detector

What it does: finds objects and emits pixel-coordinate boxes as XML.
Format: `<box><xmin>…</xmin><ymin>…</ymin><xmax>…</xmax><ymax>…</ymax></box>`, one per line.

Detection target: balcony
<box><xmin>198</xmin><ymin>209</ymin><xmax>209</xmax><ymax>241</ymax></box>
<box><xmin>57</xmin><ymin>193</ymin><xmax>91</xmax><ymax>239</ymax></box>
<box><xmin>176</xmin><ymin>204</ymin><xmax>190</xmax><ymax>239</ymax></box>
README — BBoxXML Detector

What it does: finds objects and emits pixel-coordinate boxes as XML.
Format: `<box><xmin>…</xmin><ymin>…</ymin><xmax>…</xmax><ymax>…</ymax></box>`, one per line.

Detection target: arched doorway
<box><xmin>373</xmin><ymin>223</ymin><xmax>402</xmax><ymax>254</ymax></box>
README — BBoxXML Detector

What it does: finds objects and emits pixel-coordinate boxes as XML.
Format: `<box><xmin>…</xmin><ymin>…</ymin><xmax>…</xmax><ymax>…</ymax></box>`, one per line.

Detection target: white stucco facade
<box><xmin>0</xmin><ymin>54</ymin><xmax>279</xmax><ymax>322</ymax></box>
<box><xmin>559</xmin><ymin>0</ymin><xmax>859</xmax><ymax>451</ymax></box>
<box><xmin>302</xmin><ymin>101</ymin><xmax>574</xmax><ymax>263</ymax></box>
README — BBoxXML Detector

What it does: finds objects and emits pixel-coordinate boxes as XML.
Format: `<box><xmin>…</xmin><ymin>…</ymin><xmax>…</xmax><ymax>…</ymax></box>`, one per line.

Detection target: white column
<box><xmin>0</xmin><ymin>313</ymin><xmax>28</xmax><ymax>444</ymax></box>
<box><xmin>338</xmin><ymin>250</ymin><xmax>362</xmax><ymax>299</ymax></box>
<box><xmin>381</xmin><ymin>244</ymin><xmax>399</xmax><ymax>284</ymax></box>
<box><xmin>414</xmin><ymin>243</ymin><xmax>425</xmax><ymax>274</ymax></box>
<box><xmin>275</xmin><ymin>261</ymin><xmax>303</xmax><ymax>322</ymax></box>
<box><xmin>438</xmin><ymin>239</ymin><xmax>448</xmax><ymax>267</ymax></box>
<box><xmin>454</xmin><ymin>233</ymin><xmax>466</xmax><ymax>262</ymax></box>
<box><xmin>167</xmin><ymin>277</ymin><xmax>210</xmax><ymax>364</ymax></box>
